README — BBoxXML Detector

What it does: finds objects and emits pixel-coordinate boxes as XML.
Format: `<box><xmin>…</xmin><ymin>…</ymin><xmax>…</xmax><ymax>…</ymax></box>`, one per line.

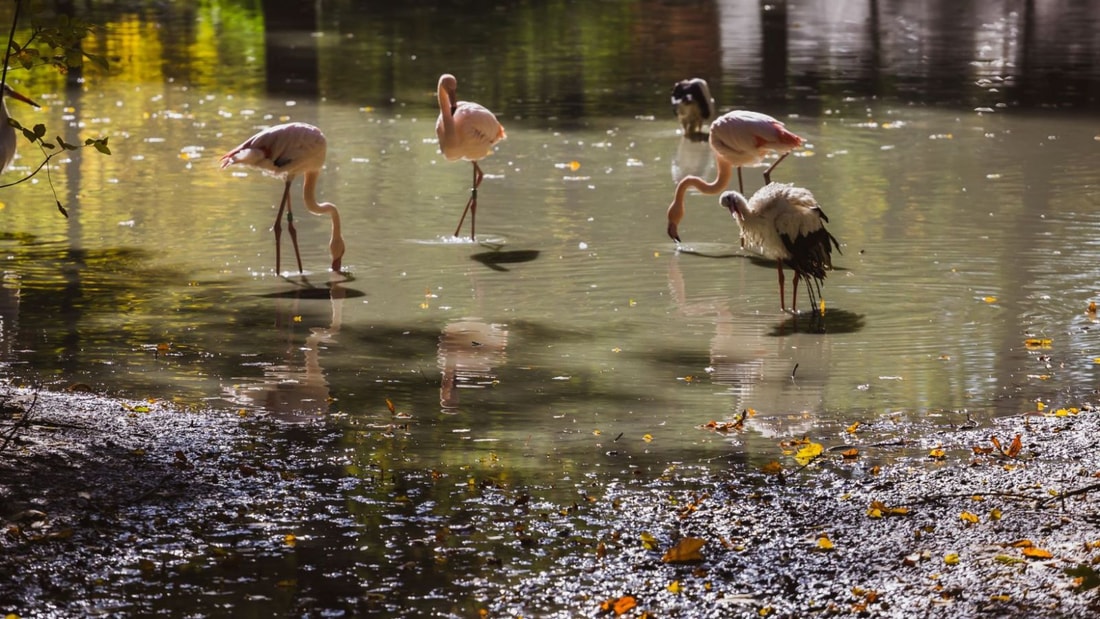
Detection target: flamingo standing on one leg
<box><xmin>666</xmin><ymin>110</ymin><xmax>803</xmax><ymax>242</ymax></box>
<box><xmin>220</xmin><ymin>122</ymin><xmax>345</xmax><ymax>274</ymax></box>
<box><xmin>436</xmin><ymin>73</ymin><xmax>506</xmax><ymax>241</ymax></box>
<box><xmin>0</xmin><ymin>84</ymin><xmax>40</xmax><ymax>173</ymax></box>
<box><xmin>720</xmin><ymin>183</ymin><xmax>840</xmax><ymax>314</ymax></box>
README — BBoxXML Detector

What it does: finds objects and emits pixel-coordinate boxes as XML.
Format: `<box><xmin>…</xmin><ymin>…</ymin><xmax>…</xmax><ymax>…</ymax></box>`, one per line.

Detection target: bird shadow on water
<box><xmin>766</xmin><ymin>307</ymin><xmax>864</xmax><ymax>336</ymax></box>
<box><xmin>257</xmin><ymin>272</ymin><xmax>366</xmax><ymax>300</ymax></box>
<box><xmin>470</xmin><ymin>249</ymin><xmax>541</xmax><ymax>272</ymax></box>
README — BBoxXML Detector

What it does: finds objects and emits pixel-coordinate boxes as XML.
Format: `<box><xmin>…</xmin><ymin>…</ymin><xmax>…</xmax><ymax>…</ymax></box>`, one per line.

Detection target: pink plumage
<box><xmin>436</xmin><ymin>73</ymin><xmax>506</xmax><ymax>240</ymax></box>
<box><xmin>220</xmin><ymin>122</ymin><xmax>345</xmax><ymax>274</ymax></box>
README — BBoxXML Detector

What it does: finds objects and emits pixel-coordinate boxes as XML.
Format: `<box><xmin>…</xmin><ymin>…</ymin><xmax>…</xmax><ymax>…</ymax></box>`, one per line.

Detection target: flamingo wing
<box><xmin>220</xmin><ymin>123</ymin><xmax>326</xmax><ymax>177</ymax></box>
<box><xmin>710</xmin><ymin>111</ymin><xmax>803</xmax><ymax>165</ymax></box>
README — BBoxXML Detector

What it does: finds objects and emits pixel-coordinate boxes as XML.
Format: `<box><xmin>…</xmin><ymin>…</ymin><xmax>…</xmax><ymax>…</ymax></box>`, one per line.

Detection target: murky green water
<box><xmin>2</xmin><ymin>0</ymin><xmax>1100</xmax><ymax>614</ymax></box>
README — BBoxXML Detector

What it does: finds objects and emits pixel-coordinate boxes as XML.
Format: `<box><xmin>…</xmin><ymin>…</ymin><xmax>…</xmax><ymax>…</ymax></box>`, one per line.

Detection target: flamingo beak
<box><xmin>5</xmin><ymin>88</ymin><xmax>40</xmax><ymax>108</ymax></box>
<box><xmin>667</xmin><ymin>221</ymin><xmax>681</xmax><ymax>243</ymax></box>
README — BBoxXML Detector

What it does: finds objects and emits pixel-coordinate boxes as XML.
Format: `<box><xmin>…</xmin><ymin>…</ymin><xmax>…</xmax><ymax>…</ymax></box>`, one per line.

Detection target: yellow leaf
<box><xmin>960</xmin><ymin>511</ymin><xmax>980</xmax><ymax>524</ymax></box>
<box><xmin>569</xmin><ymin>160</ymin><xmax>581</xmax><ymax>171</ymax></box>
<box><xmin>794</xmin><ymin>441</ymin><xmax>824</xmax><ymax>465</ymax></box>
<box><xmin>640</xmin><ymin>532</ymin><xmax>659</xmax><ymax>551</ymax></box>
<box><xmin>668</xmin><ymin>580</ymin><xmax>682</xmax><ymax>593</ymax></box>
<box><xmin>817</xmin><ymin>535</ymin><xmax>835</xmax><ymax>551</ymax></box>
<box><xmin>284</xmin><ymin>534</ymin><xmax>297</xmax><ymax>547</ymax></box>
<box><xmin>642</xmin><ymin>433</ymin><xmax>653</xmax><ymax>443</ymax></box>
<box><xmin>989</xmin><ymin>594</ymin><xmax>1012</xmax><ymax>602</ymax></box>
<box><xmin>759</xmin><ymin>607</ymin><xmax>773</xmax><ymax>617</ymax></box>
<box><xmin>1024</xmin><ymin>338</ymin><xmax>1052</xmax><ymax>349</ymax></box>
<box><xmin>990</xmin><ymin>507</ymin><xmax>1003</xmax><ymax>521</ymax></box>
<box><xmin>984</xmin><ymin>296</ymin><xmax>997</xmax><ymax>303</ymax></box>
<box><xmin>846</xmin><ymin>421</ymin><xmax>860</xmax><ymax>434</ymax></box>
<box><xmin>662</xmin><ymin>537</ymin><xmax>705</xmax><ymax>563</ymax></box>
<box><xmin>945</xmin><ymin>553</ymin><xmax>960</xmax><ymax>565</ymax></box>
<box><xmin>929</xmin><ymin>447</ymin><xmax>946</xmax><ymax>460</ymax></box>
<box><xmin>292</xmin><ymin>315</ymin><xmax>302</xmax><ymax>323</ymax></box>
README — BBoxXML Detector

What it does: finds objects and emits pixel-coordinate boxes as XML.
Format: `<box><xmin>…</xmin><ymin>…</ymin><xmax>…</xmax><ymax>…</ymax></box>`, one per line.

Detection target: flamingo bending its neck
<box><xmin>436</xmin><ymin>73</ymin><xmax>506</xmax><ymax>240</ymax></box>
<box><xmin>666</xmin><ymin>110</ymin><xmax>802</xmax><ymax>242</ymax></box>
<box><xmin>220</xmin><ymin>122</ymin><xmax>345</xmax><ymax>274</ymax></box>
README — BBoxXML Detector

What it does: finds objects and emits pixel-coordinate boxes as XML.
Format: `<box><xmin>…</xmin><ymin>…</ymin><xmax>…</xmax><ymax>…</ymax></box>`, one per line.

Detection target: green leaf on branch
<box><xmin>56</xmin><ymin>200</ymin><xmax>68</xmax><ymax>218</ymax></box>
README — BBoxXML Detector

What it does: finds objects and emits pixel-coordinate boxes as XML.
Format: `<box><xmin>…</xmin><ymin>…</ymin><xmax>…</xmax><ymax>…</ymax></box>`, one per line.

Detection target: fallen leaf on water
<box><xmin>598</xmin><ymin>595</ymin><xmax>636</xmax><ymax>615</ymax></box>
<box><xmin>642</xmin><ymin>433</ymin><xmax>653</xmax><ymax>443</ymax></box>
<box><xmin>841</xmin><ymin>448</ymin><xmax>859</xmax><ymax>460</ymax></box>
<box><xmin>385</xmin><ymin>398</ymin><xmax>395</xmax><ymax>414</ymax></box>
<box><xmin>284</xmin><ymin>534</ymin><xmax>297</xmax><ymax>547</ymax></box>
<box><xmin>662</xmin><ymin>537</ymin><xmax>705</xmax><ymax>563</ymax></box>
<box><xmin>929</xmin><ymin>447</ymin><xmax>946</xmax><ymax>460</ymax></box>
<box><xmin>667</xmin><ymin>580</ymin><xmax>682</xmax><ymax>594</ymax></box>
<box><xmin>761</xmin><ymin>461</ymin><xmax>783</xmax><ymax>475</ymax></box>
<box><xmin>640</xmin><ymin>532</ymin><xmax>659</xmax><ymax>551</ymax></box>
<box><xmin>959</xmin><ymin>511</ymin><xmax>980</xmax><ymax>524</ymax></box>
<box><xmin>816</xmin><ymin>535</ymin><xmax>834</xmax><ymax>551</ymax></box>
<box><xmin>983</xmin><ymin>296</ymin><xmax>997</xmax><ymax>303</ymax></box>
<box><xmin>793</xmin><ymin>441</ymin><xmax>824</xmax><ymax>466</ymax></box>
<box><xmin>995</xmin><ymin>555</ymin><xmax>1025</xmax><ymax>565</ymax></box>
<box><xmin>989</xmin><ymin>594</ymin><xmax>1012</xmax><ymax>602</ymax></box>
<box><xmin>846</xmin><ymin>421</ymin><xmax>860</xmax><ymax>434</ymax></box>
<box><xmin>945</xmin><ymin>553</ymin><xmax>960</xmax><ymax>565</ymax></box>
<box><xmin>1024</xmin><ymin>337</ymin><xmax>1052</xmax><ymax>349</ymax></box>
<box><xmin>867</xmin><ymin>500</ymin><xmax>909</xmax><ymax>518</ymax></box>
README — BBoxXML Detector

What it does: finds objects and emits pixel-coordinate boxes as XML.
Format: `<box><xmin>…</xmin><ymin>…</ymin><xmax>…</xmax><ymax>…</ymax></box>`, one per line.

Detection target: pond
<box><xmin>2</xmin><ymin>0</ymin><xmax>1099</xmax><ymax>614</ymax></box>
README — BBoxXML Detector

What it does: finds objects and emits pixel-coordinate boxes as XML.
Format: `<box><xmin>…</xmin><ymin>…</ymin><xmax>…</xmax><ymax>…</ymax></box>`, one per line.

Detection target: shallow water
<box><xmin>2</xmin><ymin>0</ymin><xmax>1100</xmax><ymax>613</ymax></box>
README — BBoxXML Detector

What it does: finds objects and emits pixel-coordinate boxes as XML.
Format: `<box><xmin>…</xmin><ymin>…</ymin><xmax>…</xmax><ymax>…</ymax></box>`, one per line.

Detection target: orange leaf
<box><xmin>1022</xmin><ymin>546</ymin><xmax>1053</xmax><ymax>559</ymax></box>
<box><xmin>599</xmin><ymin>595</ymin><xmax>637</xmax><ymax>615</ymax></box>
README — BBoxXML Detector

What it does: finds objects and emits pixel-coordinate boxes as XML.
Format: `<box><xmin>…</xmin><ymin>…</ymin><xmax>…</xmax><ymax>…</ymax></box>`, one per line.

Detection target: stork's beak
<box><xmin>5</xmin><ymin>88</ymin><xmax>40</xmax><ymax>108</ymax></box>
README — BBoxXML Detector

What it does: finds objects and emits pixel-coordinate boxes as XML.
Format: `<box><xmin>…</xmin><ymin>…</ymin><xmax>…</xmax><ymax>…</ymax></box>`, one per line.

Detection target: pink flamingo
<box><xmin>666</xmin><ymin>110</ymin><xmax>803</xmax><ymax>242</ymax></box>
<box><xmin>436</xmin><ymin>73</ymin><xmax>506</xmax><ymax>240</ymax></box>
<box><xmin>220</xmin><ymin>122</ymin><xmax>345</xmax><ymax>274</ymax></box>
<box><xmin>721</xmin><ymin>183</ymin><xmax>840</xmax><ymax>314</ymax></box>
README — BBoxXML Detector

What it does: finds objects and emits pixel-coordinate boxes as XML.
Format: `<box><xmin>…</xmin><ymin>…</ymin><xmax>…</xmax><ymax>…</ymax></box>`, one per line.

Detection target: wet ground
<box><xmin>3</xmin><ymin>387</ymin><xmax>1099</xmax><ymax>617</ymax></box>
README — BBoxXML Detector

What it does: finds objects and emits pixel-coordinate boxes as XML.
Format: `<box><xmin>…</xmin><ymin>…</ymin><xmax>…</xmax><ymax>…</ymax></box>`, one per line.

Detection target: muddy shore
<box><xmin>3</xmin><ymin>386</ymin><xmax>1099</xmax><ymax>617</ymax></box>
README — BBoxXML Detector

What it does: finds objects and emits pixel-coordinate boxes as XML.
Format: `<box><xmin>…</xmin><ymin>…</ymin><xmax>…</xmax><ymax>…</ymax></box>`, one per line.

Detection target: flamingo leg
<box><xmin>285</xmin><ymin>186</ymin><xmax>304</xmax><ymax>274</ymax></box>
<box><xmin>273</xmin><ymin>180</ymin><xmax>292</xmax><ymax>275</ymax></box>
<box><xmin>453</xmin><ymin>162</ymin><xmax>484</xmax><ymax>240</ymax></box>
<box><xmin>737</xmin><ymin>166</ymin><xmax>745</xmax><ymax>194</ymax></box>
<box><xmin>776</xmin><ymin>261</ymin><xmax>787</xmax><ymax>312</ymax></box>
<box><xmin>763</xmin><ymin>152</ymin><xmax>791</xmax><ymax>186</ymax></box>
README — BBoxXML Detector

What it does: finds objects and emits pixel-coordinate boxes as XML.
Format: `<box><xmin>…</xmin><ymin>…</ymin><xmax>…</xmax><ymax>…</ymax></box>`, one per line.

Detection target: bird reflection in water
<box><xmin>668</xmin><ymin>256</ymin><xmax>825</xmax><ymax>438</ymax></box>
<box><xmin>437</xmin><ymin>318</ymin><xmax>508</xmax><ymax>411</ymax></box>
<box><xmin>223</xmin><ymin>273</ymin><xmax>346</xmax><ymax>423</ymax></box>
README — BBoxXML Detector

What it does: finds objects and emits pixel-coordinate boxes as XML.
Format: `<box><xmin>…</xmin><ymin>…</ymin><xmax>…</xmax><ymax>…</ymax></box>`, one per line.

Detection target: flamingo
<box><xmin>0</xmin><ymin>84</ymin><xmax>40</xmax><ymax>173</ymax></box>
<box><xmin>220</xmin><ymin>122</ymin><xmax>345</xmax><ymax>274</ymax></box>
<box><xmin>671</xmin><ymin>78</ymin><xmax>714</xmax><ymax>137</ymax></box>
<box><xmin>436</xmin><ymin>73</ymin><xmax>506</xmax><ymax>240</ymax></box>
<box><xmin>720</xmin><ymin>183</ymin><xmax>840</xmax><ymax>314</ymax></box>
<box><xmin>666</xmin><ymin>110</ymin><xmax>803</xmax><ymax>242</ymax></box>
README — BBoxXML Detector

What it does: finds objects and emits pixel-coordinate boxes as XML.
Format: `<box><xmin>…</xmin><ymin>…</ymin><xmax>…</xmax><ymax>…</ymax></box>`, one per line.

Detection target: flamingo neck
<box><xmin>302</xmin><ymin>170</ymin><xmax>346</xmax><ymax>270</ymax></box>
<box><xmin>666</xmin><ymin>158</ymin><xmax>733</xmax><ymax>227</ymax></box>
<box><xmin>438</xmin><ymin>84</ymin><xmax>455</xmax><ymax>138</ymax></box>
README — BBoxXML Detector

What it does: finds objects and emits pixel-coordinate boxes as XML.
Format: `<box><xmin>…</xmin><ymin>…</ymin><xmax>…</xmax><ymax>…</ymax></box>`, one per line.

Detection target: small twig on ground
<box><xmin>0</xmin><ymin>389</ymin><xmax>39</xmax><ymax>452</ymax></box>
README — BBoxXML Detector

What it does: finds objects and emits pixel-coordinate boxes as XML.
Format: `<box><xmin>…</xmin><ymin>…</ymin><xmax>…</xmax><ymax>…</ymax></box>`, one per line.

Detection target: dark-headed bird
<box><xmin>671</xmin><ymin>78</ymin><xmax>714</xmax><ymax>137</ymax></box>
<box><xmin>666</xmin><ymin>110</ymin><xmax>803</xmax><ymax>242</ymax></box>
<box><xmin>720</xmin><ymin>183</ymin><xmax>840</xmax><ymax>314</ymax></box>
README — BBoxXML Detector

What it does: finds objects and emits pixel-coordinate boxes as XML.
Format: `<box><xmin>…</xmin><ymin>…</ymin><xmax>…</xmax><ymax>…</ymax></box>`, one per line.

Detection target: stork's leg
<box><xmin>791</xmin><ymin>273</ymin><xmax>802</xmax><ymax>314</ymax></box>
<box><xmin>273</xmin><ymin>180</ymin><xmax>292</xmax><ymax>275</ymax></box>
<box><xmin>285</xmin><ymin>188</ymin><xmax>304</xmax><ymax>274</ymax></box>
<box><xmin>763</xmin><ymin>152</ymin><xmax>791</xmax><ymax>186</ymax></box>
<box><xmin>454</xmin><ymin>162</ymin><xmax>484</xmax><ymax>240</ymax></box>
<box><xmin>776</xmin><ymin>261</ymin><xmax>787</xmax><ymax>312</ymax></box>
